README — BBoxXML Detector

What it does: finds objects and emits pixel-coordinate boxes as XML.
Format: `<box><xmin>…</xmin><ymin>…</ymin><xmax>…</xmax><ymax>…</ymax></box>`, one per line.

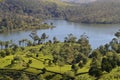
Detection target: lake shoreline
<box><xmin>0</xmin><ymin>24</ymin><xmax>55</xmax><ymax>34</ymax></box>
<box><xmin>0</xmin><ymin>19</ymin><xmax>119</xmax><ymax>49</ymax></box>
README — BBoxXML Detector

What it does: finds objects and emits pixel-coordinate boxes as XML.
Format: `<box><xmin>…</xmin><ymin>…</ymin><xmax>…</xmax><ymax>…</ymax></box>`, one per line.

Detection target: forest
<box><xmin>1</xmin><ymin>0</ymin><xmax>120</xmax><ymax>33</ymax></box>
<box><xmin>0</xmin><ymin>30</ymin><xmax>119</xmax><ymax>80</ymax></box>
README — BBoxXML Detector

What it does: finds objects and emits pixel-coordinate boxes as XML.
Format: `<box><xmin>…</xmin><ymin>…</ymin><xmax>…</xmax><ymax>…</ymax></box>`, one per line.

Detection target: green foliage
<box><xmin>71</xmin><ymin>64</ymin><xmax>79</xmax><ymax>74</ymax></box>
<box><xmin>0</xmin><ymin>50</ymin><xmax>6</xmax><ymax>57</ymax></box>
<box><xmin>76</xmin><ymin>74</ymin><xmax>95</xmax><ymax>80</ymax></box>
<box><xmin>62</xmin><ymin>71</ymin><xmax>75</xmax><ymax>80</ymax></box>
<box><xmin>64</xmin><ymin>34</ymin><xmax>77</xmax><ymax>43</ymax></box>
<box><xmin>89</xmin><ymin>67</ymin><xmax>102</xmax><ymax>77</ymax></box>
<box><xmin>0</xmin><ymin>32</ymin><xmax>120</xmax><ymax>80</ymax></box>
<box><xmin>89</xmin><ymin>58</ymin><xmax>102</xmax><ymax>77</ymax></box>
<box><xmin>0</xmin><ymin>0</ymin><xmax>120</xmax><ymax>34</ymax></box>
<box><xmin>101</xmin><ymin>52</ymin><xmax>119</xmax><ymax>73</ymax></box>
<box><xmin>0</xmin><ymin>0</ymin><xmax>54</xmax><ymax>33</ymax></box>
<box><xmin>18</xmin><ymin>73</ymin><xmax>30</xmax><ymax>80</ymax></box>
<box><xmin>0</xmin><ymin>76</ymin><xmax>13</xmax><ymax>80</ymax></box>
<box><xmin>101</xmin><ymin>57</ymin><xmax>113</xmax><ymax>73</ymax></box>
<box><xmin>65</xmin><ymin>1</ymin><xmax>120</xmax><ymax>24</ymax></box>
<box><xmin>99</xmin><ymin>68</ymin><xmax>120</xmax><ymax>80</ymax></box>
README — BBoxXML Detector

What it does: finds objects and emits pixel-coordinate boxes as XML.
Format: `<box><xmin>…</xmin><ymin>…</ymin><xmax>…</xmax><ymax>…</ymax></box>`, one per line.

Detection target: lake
<box><xmin>0</xmin><ymin>19</ymin><xmax>119</xmax><ymax>49</ymax></box>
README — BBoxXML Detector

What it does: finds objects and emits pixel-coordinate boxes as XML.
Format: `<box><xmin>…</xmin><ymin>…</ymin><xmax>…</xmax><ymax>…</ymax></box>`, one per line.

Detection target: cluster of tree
<box><xmin>0</xmin><ymin>0</ymin><xmax>57</xmax><ymax>33</ymax></box>
<box><xmin>89</xmin><ymin>30</ymin><xmax>120</xmax><ymax>78</ymax></box>
<box><xmin>0</xmin><ymin>13</ymin><xmax>53</xmax><ymax>33</ymax></box>
<box><xmin>63</xmin><ymin>0</ymin><xmax>120</xmax><ymax>24</ymax></box>
<box><xmin>0</xmin><ymin>70</ymin><xmax>39</xmax><ymax>80</ymax></box>
<box><xmin>0</xmin><ymin>30</ymin><xmax>119</xmax><ymax>80</ymax></box>
<box><xmin>26</xmin><ymin>33</ymin><xmax>91</xmax><ymax>72</ymax></box>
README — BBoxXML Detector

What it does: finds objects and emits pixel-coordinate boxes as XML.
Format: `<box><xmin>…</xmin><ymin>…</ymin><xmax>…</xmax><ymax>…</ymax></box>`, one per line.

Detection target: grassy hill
<box><xmin>0</xmin><ymin>43</ymin><xmax>93</xmax><ymax>80</ymax></box>
<box><xmin>0</xmin><ymin>31</ymin><xmax>120</xmax><ymax>80</ymax></box>
<box><xmin>0</xmin><ymin>42</ymin><xmax>120</xmax><ymax>80</ymax></box>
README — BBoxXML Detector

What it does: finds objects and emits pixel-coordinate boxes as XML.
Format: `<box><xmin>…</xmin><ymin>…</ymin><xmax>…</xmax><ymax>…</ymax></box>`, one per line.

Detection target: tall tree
<box><xmin>115</xmin><ymin>30</ymin><xmax>120</xmax><ymax>43</ymax></box>
<box><xmin>41</xmin><ymin>33</ymin><xmax>48</xmax><ymax>43</ymax></box>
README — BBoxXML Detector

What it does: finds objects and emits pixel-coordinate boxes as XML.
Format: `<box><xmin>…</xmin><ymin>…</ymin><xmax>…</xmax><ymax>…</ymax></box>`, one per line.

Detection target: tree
<box><xmin>0</xmin><ymin>50</ymin><xmax>6</xmax><ymax>57</ymax></box>
<box><xmin>71</xmin><ymin>64</ymin><xmax>79</xmax><ymax>75</ymax></box>
<box><xmin>48</xmin><ymin>60</ymin><xmax>52</xmax><ymax>66</ymax></box>
<box><xmin>64</xmin><ymin>34</ymin><xmax>77</xmax><ymax>43</ymax></box>
<box><xmin>111</xmin><ymin>43</ymin><xmax>119</xmax><ymax>52</ymax></box>
<box><xmin>90</xmin><ymin>49</ymin><xmax>102</xmax><ymax>61</ymax></box>
<box><xmin>28</xmin><ymin>59</ymin><xmax>32</xmax><ymax>64</ymax></box>
<box><xmin>2</xmin><ymin>76</ymin><xmax>13</xmax><ymax>80</ymax></box>
<box><xmin>29</xmin><ymin>30</ymin><xmax>39</xmax><ymax>45</ymax></box>
<box><xmin>18</xmin><ymin>73</ymin><xmax>30</xmax><ymax>80</ymax></box>
<box><xmin>99</xmin><ymin>45</ymin><xmax>107</xmax><ymax>55</ymax></box>
<box><xmin>89</xmin><ymin>66</ymin><xmax>102</xmax><ymax>77</ymax></box>
<box><xmin>20</xmin><ymin>39</ymin><xmax>29</xmax><ymax>47</ymax></box>
<box><xmin>75</xmin><ymin>53</ymin><xmax>87</xmax><ymax>64</ymax></box>
<box><xmin>38</xmin><ymin>74</ymin><xmax>44</xmax><ymax>80</ymax></box>
<box><xmin>41</xmin><ymin>33</ymin><xmax>48</xmax><ymax>43</ymax></box>
<box><xmin>0</xmin><ymin>41</ymin><xmax>5</xmax><ymax>49</ymax></box>
<box><xmin>41</xmin><ymin>68</ymin><xmax>46</xmax><ymax>74</ymax></box>
<box><xmin>78</xmin><ymin>61</ymin><xmax>84</xmax><ymax>68</ymax></box>
<box><xmin>77</xmin><ymin>33</ymin><xmax>89</xmax><ymax>46</ymax></box>
<box><xmin>62</xmin><ymin>71</ymin><xmax>75</xmax><ymax>80</ymax></box>
<box><xmin>27</xmin><ymin>40</ymin><xmax>32</xmax><ymax>46</ymax></box>
<box><xmin>5</xmin><ymin>40</ymin><xmax>12</xmax><ymax>49</ymax></box>
<box><xmin>115</xmin><ymin>30</ymin><xmax>120</xmax><ymax>43</ymax></box>
<box><xmin>53</xmin><ymin>37</ymin><xmax>59</xmax><ymax>43</ymax></box>
<box><xmin>101</xmin><ymin>57</ymin><xmax>113</xmax><ymax>73</ymax></box>
<box><xmin>10</xmin><ymin>44</ymin><xmax>18</xmax><ymax>51</ymax></box>
<box><xmin>38</xmin><ymin>38</ymin><xmax>42</xmax><ymax>44</ymax></box>
<box><xmin>89</xmin><ymin>58</ymin><xmax>102</xmax><ymax>77</ymax></box>
<box><xmin>0</xmin><ymin>40</ymin><xmax>2</xmax><ymax>49</ymax></box>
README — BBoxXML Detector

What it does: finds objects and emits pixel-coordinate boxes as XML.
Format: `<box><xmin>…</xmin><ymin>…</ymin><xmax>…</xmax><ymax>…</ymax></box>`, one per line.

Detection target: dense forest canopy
<box><xmin>0</xmin><ymin>0</ymin><xmax>67</xmax><ymax>32</ymax></box>
<box><xmin>0</xmin><ymin>0</ymin><xmax>120</xmax><ymax>33</ymax></box>
<box><xmin>64</xmin><ymin>0</ymin><xmax>120</xmax><ymax>23</ymax></box>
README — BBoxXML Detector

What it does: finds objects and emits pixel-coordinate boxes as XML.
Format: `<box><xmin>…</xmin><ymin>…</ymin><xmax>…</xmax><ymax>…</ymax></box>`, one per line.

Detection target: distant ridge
<box><xmin>61</xmin><ymin>0</ymin><xmax>96</xmax><ymax>3</ymax></box>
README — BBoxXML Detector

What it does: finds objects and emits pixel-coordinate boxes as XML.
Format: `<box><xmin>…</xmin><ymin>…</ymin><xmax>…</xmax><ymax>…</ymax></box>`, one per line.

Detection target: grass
<box><xmin>30</xmin><ymin>58</ymin><xmax>44</xmax><ymax>69</ymax></box>
<box><xmin>47</xmin><ymin>65</ymin><xmax>71</xmax><ymax>73</ymax></box>
<box><xmin>77</xmin><ymin>59</ymin><xmax>92</xmax><ymax>74</ymax></box>
<box><xmin>99</xmin><ymin>66</ymin><xmax>120</xmax><ymax>80</ymax></box>
<box><xmin>0</xmin><ymin>53</ymin><xmax>91</xmax><ymax>75</ymax></box>
<box><xmin>0</xmin><ymin>43</ymin><xmax>91</xmax><ymax>74</ymax></box>
<box><xmin>25</xmin><ymin>67</ymin><xmax>42</xmax><ymax>74</ymax></box>
<box><xmin>0</xmin><ymin>43</ymin><xmax>120</xmax><ymax>80</ymax></box>
<box><xmin>0</xmin><ymin>43</ymin><xmax>96</xmax><ymax>80</ymax></box>
<box><xmin>0</xmin><ymin>55</ymin><xmax>13</xmax><ymax>68</ymax></box>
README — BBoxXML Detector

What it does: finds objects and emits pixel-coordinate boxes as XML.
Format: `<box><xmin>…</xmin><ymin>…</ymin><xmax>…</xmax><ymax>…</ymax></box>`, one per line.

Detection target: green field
<box><xmin>0</xmin><ymin>43</ymin><xmax>93</xmax><ymax>80</ymax></box>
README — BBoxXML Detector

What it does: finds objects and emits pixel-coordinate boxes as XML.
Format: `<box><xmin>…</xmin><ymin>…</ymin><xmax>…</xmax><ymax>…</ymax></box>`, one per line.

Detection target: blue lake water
<box><xmin>0</xmin><ymin>19</ymin><xmax>119</xmax><ymax>49</ymax></box>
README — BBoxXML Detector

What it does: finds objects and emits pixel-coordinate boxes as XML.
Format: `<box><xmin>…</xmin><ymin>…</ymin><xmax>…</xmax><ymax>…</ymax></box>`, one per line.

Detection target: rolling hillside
<box><xmin>0</xmin><ymin>0</ymin><xmax>69</xmax><ymax>32</ymax></box>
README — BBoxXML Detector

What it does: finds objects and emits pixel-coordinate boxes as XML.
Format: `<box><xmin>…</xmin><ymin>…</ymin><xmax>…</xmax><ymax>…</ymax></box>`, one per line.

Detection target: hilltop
<box><xmin>61</xmin><ymin>0</ymin><xmax>96</xmax><ymax>3</ymax></box>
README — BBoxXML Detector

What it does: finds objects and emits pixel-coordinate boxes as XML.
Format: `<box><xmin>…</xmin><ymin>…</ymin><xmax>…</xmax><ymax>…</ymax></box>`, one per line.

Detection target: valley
<box><xmin>0</xmin><ymin>0</ymin><xmax>120</xmax><ymax>80</ymax></box>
